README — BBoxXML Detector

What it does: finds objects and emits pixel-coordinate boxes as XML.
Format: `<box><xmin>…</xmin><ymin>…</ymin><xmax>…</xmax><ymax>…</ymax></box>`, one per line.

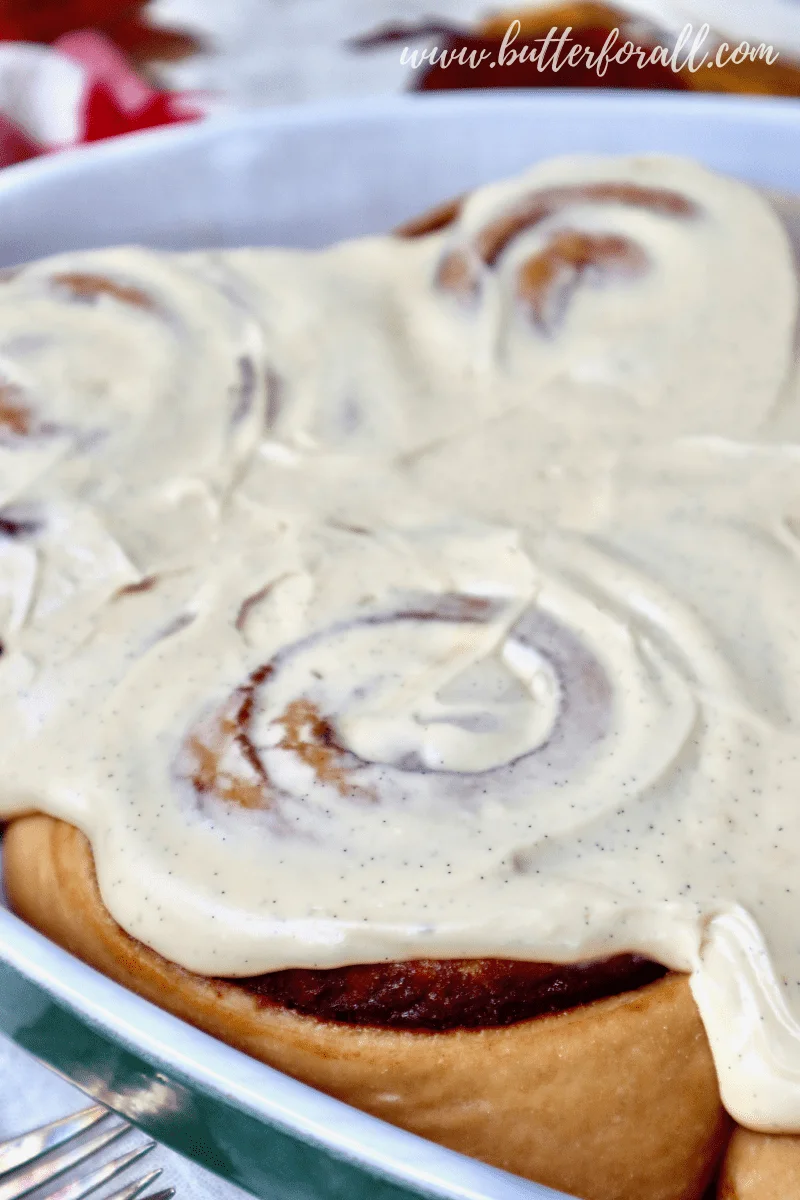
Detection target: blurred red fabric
<box><xmin>0</xmin><ymin>110</ymin><xmax>36</xmax><ymax>164</ymax></box>
<box><xmin>0</xmin><ymin>28</ymin><xmax>206</xmax><ymax>167</ymax></box>
<box><xmin>0</xmin><ymin>0</ymin><xmax>199</xmax><ymax>63</ymax></box>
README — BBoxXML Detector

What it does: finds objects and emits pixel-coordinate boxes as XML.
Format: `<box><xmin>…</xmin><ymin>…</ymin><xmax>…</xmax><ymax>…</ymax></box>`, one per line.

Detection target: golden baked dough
<box><xmin>718</xmin><ymin>1128</ymin><xmax>800</xmax><ymax>1198</ymax></box>
<box><xmin>4</xmin><ymin>814</ymin><xmax>730</xmax><ymax>1200</ymax></box>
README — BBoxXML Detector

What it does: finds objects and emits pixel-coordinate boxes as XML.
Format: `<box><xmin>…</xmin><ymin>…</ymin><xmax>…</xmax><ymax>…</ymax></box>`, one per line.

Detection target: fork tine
<box><xmin>101</xmin><ymin>1168</ymin><xmax>163</xmax><ymax>1200</ymax></box>
<box><xmin>0</xmin><ymin>1107</ymin><xmax>110</xmax><ymax>1177</ymax></box>
<box><xmin>137</xmin><ymin>1192</ymin><xmax>174</xmax><ymax>1200</ymax></box>
<box><xmin>0</xmin><ymin>1122</ymin><xmax>130</xmax><ymax>1200</ymax></box>
<box><xmin>39</xmin><ymin>1142</ymin><xmax>156</xmax><ymax>1200</ymax></box>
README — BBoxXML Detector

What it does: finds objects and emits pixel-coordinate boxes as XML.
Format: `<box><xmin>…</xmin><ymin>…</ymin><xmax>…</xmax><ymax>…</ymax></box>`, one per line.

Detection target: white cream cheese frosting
<box><xmin>1</xmin><ymin>153</ymin><xmax>800</xmax><ymax>1131</ymax></box>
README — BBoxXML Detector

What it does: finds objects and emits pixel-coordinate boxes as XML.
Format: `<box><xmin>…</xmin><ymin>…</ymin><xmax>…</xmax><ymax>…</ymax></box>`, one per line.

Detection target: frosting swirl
<box><xmin>0</xmin><ymin>248</ymin><xmax>271</xmax><ymax>642</ymax></box>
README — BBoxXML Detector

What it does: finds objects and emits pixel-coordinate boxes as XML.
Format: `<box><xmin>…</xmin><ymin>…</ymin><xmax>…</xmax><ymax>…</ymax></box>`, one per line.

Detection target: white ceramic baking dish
<box><xmin>0</xmin><ymin>90</ymin><xmax>799</xmax><ymax>1200</ymax></box>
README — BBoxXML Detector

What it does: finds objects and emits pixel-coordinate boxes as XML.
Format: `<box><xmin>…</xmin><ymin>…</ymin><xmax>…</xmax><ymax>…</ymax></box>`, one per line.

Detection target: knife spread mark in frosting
<box><xmin>177</xmin><ymin>594</ymin><xmax>613</xmax><ymax>825</ymax></box>
<box><xmin>0</xmin><ymin>154</ymin><xmax>800</xmax><ymax>1134</ymax></box>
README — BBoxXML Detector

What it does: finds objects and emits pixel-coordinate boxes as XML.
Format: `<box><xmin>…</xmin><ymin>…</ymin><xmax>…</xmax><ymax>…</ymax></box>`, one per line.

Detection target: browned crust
<box><xmin>4</xmin><ymin>814</ymin><xmax>730</xmax><ymax>1199</ymax></box>
<box><xmin>718</xmin><ymin>1128</ymin><xmax>800</xmax><ymax>1198</ymax></box>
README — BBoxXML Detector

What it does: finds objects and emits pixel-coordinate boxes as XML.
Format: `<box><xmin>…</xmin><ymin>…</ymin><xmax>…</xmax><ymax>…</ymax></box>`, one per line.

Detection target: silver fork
<box><xmin>0</xmin><ymin>1104</ymin><xmax>172</xmax><ymax>1200</ymax></box>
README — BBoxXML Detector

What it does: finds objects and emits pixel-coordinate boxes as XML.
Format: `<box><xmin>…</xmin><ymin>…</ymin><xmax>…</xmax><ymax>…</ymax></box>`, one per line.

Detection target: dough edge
<box><xmin>3</xmin><ymin>813</ymin><xmax>730</xmax><ymax>1200</ymax></box>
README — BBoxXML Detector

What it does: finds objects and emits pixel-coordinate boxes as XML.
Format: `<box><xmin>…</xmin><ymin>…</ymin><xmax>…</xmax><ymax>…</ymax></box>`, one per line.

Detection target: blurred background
<box><xmin>0</xmin><ymin>0</ymin><xmax>799</xmax><ymax>167</ymax></box>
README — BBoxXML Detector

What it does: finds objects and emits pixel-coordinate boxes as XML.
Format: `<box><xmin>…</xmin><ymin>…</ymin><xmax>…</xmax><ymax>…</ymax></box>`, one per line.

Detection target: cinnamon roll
<box><xmin>5</xmin><ymin>816</ymin><xmax>727</xmax><ymax>1200</ymax></box>
<box><xmin>0</xmin><ymin>248</ymin><xmax>270</xmax><ymax>648</ymax></box>
<box><xmin>2</xmin><ymin>154</ymin><xmax>800</xmax><ymax>1200</ymax></box>
<box><xmin>0</xmin><ymin>250</ymin><xmax>266</xmax><ymax>499</ymax></box>
<box><xmin>718</xmin><ymin>1128</ymin><xmax>800</xmax><ymax>1198</ymax></box>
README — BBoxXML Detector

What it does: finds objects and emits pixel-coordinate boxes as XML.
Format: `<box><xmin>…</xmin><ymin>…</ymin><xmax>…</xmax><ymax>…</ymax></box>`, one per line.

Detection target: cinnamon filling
<box><xmin>181</xmin><ymin>686</ymin><xmax>371</xmax><ymax>813</ymax></box>
<box><xmin>0</xmin><ymin>381</ymin><xmax>31</xmax><ymax>438</ymax></box>
<box><xmin>395</xmin><ymin>196</ymin><xmax>465</xmax><ymax>239</ymax></box>
<box><xmin>474</xmin><ymin>183</ymin><xmax>697</xmax><ymax>267</ymax></box>
<box><xmin>52</xmin><ymin>273</ymin><xmax>155</xmax><ymax>310</ymax></box>
<box><xmin>232</xmin><ymin>954</ymin><xmax>667</xmax><ymax>1030</ymax></box>
<box><xmin>178</xmin><ymin>594</ymin><xmax>610</xmax><ymax>821</ymax></box>
<box><xmin>0</xmin><ymin>507</ymin><xmax>42</xmax><ymax>539</ymax></box>
<box><xmin>517</xmin><ymin>230</ymin><xmax>648</xmax><ymax>332</ymax></box>
<box><xmin>431</xmin><ymin>181</ymin><xmax>697</xmax><ymax>311</ymax></box>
